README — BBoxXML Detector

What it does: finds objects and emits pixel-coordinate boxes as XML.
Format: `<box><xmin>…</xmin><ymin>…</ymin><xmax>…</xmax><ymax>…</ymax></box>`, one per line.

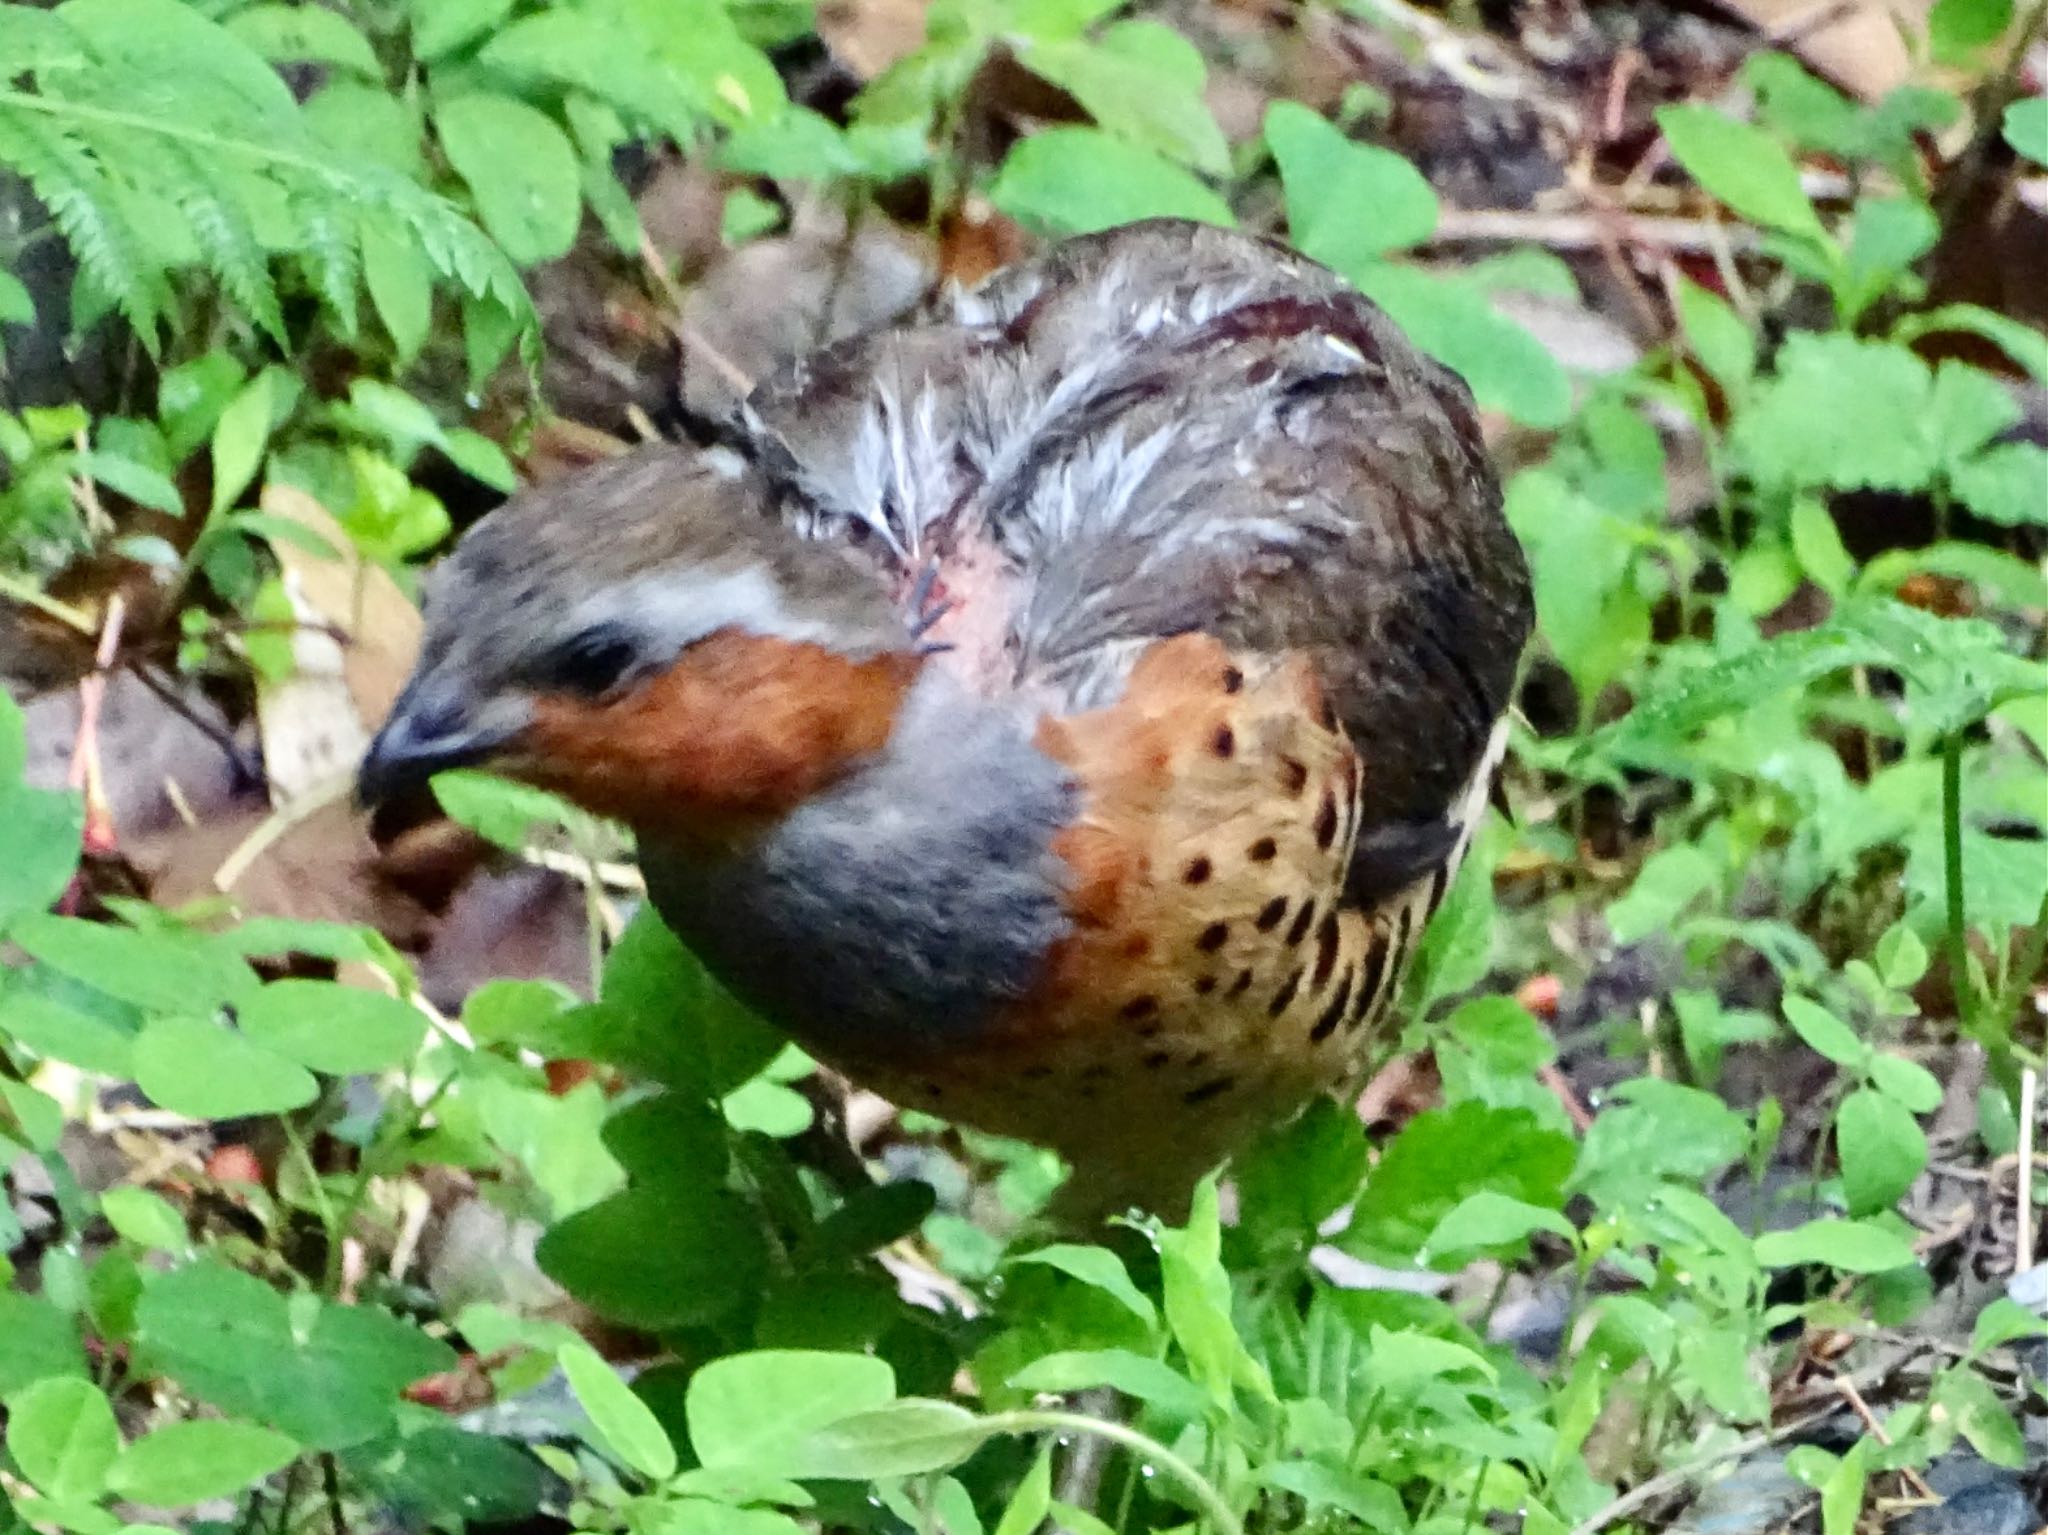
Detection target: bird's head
<box><xmin>358</xmin><ymin>446</ymin><xmax>923</xmax><ymax>842</ymax></box>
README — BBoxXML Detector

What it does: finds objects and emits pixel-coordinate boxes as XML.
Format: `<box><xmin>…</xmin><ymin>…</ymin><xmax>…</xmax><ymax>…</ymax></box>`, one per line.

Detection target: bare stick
<box><xmin>2019</xmin><ymin>1067</ymin><xmax>2039</xmax><ymax>1276</ymax></box>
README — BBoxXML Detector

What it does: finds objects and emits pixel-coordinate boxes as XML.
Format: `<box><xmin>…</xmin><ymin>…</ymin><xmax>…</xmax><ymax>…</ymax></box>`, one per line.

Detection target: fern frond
<box><xmin>294</xmin><ymin>191</ymin><xmax>360</xmax><ymax>343</ymax></box>
<box><xmin>0</xmin><ymin>103</ymin><xmax>162</xmax><ymax>349</ymax></box>
<box><xmin>165</xmin><ymin>142</ymin><xmax>285</xmax><ymax>346</ymax></box>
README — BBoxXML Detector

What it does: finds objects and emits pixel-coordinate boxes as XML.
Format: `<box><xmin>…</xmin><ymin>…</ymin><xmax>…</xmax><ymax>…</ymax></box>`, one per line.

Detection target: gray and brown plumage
<box><xmin>360</xmin><ymin>219</ymin><xmax>1533</xmax><ymax>1215</ymax></box>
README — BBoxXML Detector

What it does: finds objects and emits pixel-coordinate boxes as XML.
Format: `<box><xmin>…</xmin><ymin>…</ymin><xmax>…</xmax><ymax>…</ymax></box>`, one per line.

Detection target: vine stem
<box><xmin>978</xmin><ymin>1409</ymin><xmax>1245</xmax><ymax>1535</ymax></box>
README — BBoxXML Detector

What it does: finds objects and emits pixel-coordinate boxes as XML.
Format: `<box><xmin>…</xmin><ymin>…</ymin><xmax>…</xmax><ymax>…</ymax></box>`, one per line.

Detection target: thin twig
<box><xmin>211</xmin><ymin>771</ymin><xmax>353</xmax><ymax>895</ymax></box>
<box><xmin>1428</xmin><ymin>207</ymin><xmax>1767</xmax><ymax>255</ymax></box>
<box><xmin>1564</xmin><ymin>1404</ymin><xmax>1838</xmax><ymax>1535</ymax></box>
<box><xmin>1832</xmin><ymin>1371</ymin><xmax>1936</xmax><ymax>1502</ymax></box>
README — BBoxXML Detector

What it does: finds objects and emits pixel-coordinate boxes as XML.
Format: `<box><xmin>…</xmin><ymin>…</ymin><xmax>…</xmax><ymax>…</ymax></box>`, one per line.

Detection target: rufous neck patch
<box><xmin>520</xmin><ymin>630</ymin><xmax>922</xmax><ymax>841</ymax></box>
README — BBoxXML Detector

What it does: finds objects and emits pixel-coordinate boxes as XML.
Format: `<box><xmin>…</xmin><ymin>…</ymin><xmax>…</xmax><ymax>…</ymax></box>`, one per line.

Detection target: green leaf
<box><xmin>135</xmin><ymin>1262</ymin><xmax>455</xmax><ymax>1450</ymax></box>
<box><xmin>237</xmin><ymin>980</ymin><xmax>427</xmax><ymax>1075</ymax></box>
<box><xmin>1574</xmin><ymin>1079</ymin><xmax>1748</xmax><ymax>1202</ymax></box>
<box><xmin>1351</xmin><ymin>263</ymin><xmax>1572</xmax><ymax>428</ymax></box>
<box><xmin>361</xmin><ymin>212</ymin><xmax>433</xmax><ymax>363</ymax></box>
<box><xmin>1657</xmin><ymin>104</ymin><xmax>1827</xmax><ymax>241</ymax></box>
<box><xmin>538</xmin><ymin>1177</ymin><xmax>766</xmax><ymax>1329</ymax></box>
<box><xmin>1970</xmin><ymin>1297</ymin><xmax>2048</xmax><ymax>1353</ymax></box>
<box><xmin>2004</xmin><ymin>95</ymin><xmax>2048</xmax><ymax>165</ymax></box>
<box><xmin>785</xmin><ymin>1399</ymin><xmax>986</xmax><ymax>1480</ymax></box>
<box><xmin>1267</xmin><ymin>101</ymin><xmax>1437</xmax><ymax>265</ymax></box>
<box><xmin>209</xmin><ymin>368</ymin><xmax>280</xmax><ymax>518</ymax></box>
<box><xmin>1422</xmin><ymin>1191</ymin><xmax>1575</xmax><ymax>1261</ymax></box>
<box><xmin>0</xmin><ymin>268</ymin><xmax>34</xmax><ymax>324</ymax></box>
<box><xmin>1608</xmin><ymin>844</ymin><xmax>1717</xmax><ymax>943</ymax></box>
<box><xmin>993</xmin><ymin>1449</ymin><xmax>1053</xmax><ymax>1535</ymax></box>
<box><xmin>1782</xmin><ymin>996</ymin><xmax>1867</xmax><ymax>1067</ymax></box>
<box><xmin>4</xmin><ymin>1377</ymin><xmax>119</xmax><ymax>1503</ymax></box>
<box><xmin>1931</xmin><ymin>1365</ymin><xmax>2026</xmax><ymax>1466</ymax></box>
<box><xmin>134</xmin><ymin>1015</ymin><xmax>318</xmax><ymax>1118</ymax></box>
<box><xmin>1951</xmin><ymin>442</ymin><xmax>2048</xmax><ymax>526</ymax></box>
<box><xmin>559</xmin><ymin>1340</ymin><xmax>677</xmax><ymax>1481</ymax></box>
<box><xmin>685</xmin><ymin>1351</ymin><xmax>895</xmax><ymax>1471</ymax></box>
<box><xmin>1869</xmin><ymin>1052</ymin><xmax>1942</xmax><ymax>1114</ymax></box>
<box><xmin>1929</xmin><ymin>0</ymin><xmax>2012</xmax><ymax>59</ymax></box>
<box><xmin>10</xmin><ymin>915</ymin><xmax>259</xmax><ymax>1012</ymax></box>
<box><xmin>1790</xmin><ymin>495</ymin><xmax>1855</xmax><ymax>595</ymax></box>
<box><xmin>1675</xmin><ymin>276</ymin><xmax>1754</xmax><ymax>388</ymax></box>
<box><xmin>0</xmin><ymin>779</ymin><xmax>83</xmax><ymax>929</ymax></box>
<box><xmin>1233</xmin><ymin>1097</ymin><xmax>1370</xmax><ymax>1240</ymax></box>
<box><xmin>107</xmin><ymin>1420</ymin><xmax>299</xmax><ymax>1507</ymax></box>
<box><xmin>1008</xmin><ymin>1350</ymin><xmax>1208</xmax><ymax>1420</ymax></box>
<box><xmin>435</xmin><ymin>92</ymin><xmax>582</xmax><ymax>266</ymax></box>
<box><xmin>1678</xmin><ymin>1328</ymin><xmax>1769</xmax><ymax>1421</ymax></box>
<box><xmin>990</xmin><ymin>127</ymin><xmax>1233</xmax><ymax>234</ymax></box>
<box><xmin>1010</xmin><ymin>1244</ymin><xmax>1156</xmax><ymax>1328</ymax></box>
<box><xmin>226</xmin><ymin>4</ymin><xmax>380</xmax><ymax>75</ymax></box>
<box><xmin>1158</xmin><ymin>1177</ymin><xmax>1272</xmax><ymax>1401</ymax></box>
<box><xmin>0</xmin><ymin>1294</ymin><xmax>87</xmax><ymax>1395</ymax></box>
<box><xmin>99</xmin><ymin>1187</ymin><xmax>188</xmax><ymax>1252</ymax></box>
<box><xmin>1344</xmin><ymin>1103</ymin><xmax>1575</xmax><ymax>1262</ymax></box>
<box><xmin>1835</xmin><ymin>1087</ymin><xmax>1926</xmax><ymax>1216</ymax></box>
<box><xmin>0</xmin><ymin>1078</ymin><xmax>60</xmax><ymax>1152</ymax></box>
<box><xmin>1254</xmin><ymin>1463</ymin><xmax>1407</xmax><ymax>1530</ymax></box>
<box><xmin>1019</xmin><ymin>23</ymin><xmax>1228</xmax><ymax>175</ymax></box>
<box><xmin>410</xmin><ymin>0</ymin><xmax>515</xmax><ymax>60</ymax></box>
<box><xmin>1754</xmin><ymin>1217</ymin><xmax>1917</xmax><ymax>1273</ymax></box>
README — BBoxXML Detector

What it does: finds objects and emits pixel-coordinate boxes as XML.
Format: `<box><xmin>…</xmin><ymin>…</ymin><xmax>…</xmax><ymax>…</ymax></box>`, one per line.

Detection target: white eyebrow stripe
<box><xmin>567</xmin><ymin>566</ymin><xmax>860</xmax><ymax>657</ymax></box>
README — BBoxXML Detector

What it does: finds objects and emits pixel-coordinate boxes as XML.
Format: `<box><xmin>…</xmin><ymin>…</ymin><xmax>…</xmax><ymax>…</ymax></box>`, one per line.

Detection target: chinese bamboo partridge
<box><xmin>360</xmin><ymin>219</ymin><xmax>1533</xmax><ymax>1215</ymax></box>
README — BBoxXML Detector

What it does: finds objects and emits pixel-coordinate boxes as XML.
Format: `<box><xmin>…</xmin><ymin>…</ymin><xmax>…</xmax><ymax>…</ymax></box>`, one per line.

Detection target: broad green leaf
<box><xmin>684</xmin><ymin>1351</ymin><xmax>894</xmax><ymax>1470</ymax></box>
<box><xmin>1008</xmin><ymin>1350</ymin><xmax>1208</xmax><ymax>1420</ymax></box>
<box><xmin>1868</xmin><ymin>1053</ymin><xmax>1942</xmax><ymax>1114</ymax></box>
<box><xmin>1931</xmin><ymin>1365</ymin><xmax>2026</xmax><ymax>1466</ymax></box>
<box><xmin>0</xmin><ymin>269</ymin><xmax>33</xmax><ymax>324</ymax></box>
<box><xmin>436</xmin><ymin>92</ymin><xmax>582</xmax><ymax>265</ymax></box>
<box><xmin>0</xmin><ymin>766</ymin><xmax>84</xmax><ymax>927</ymax></box>
<box><xmin>1835</xmin><ymin>1087</ymin><xmax>1926</xmax><ymax>1216</ymax></box>
<box><xmin>11</xmin><ymin>915</ymin><xmax>260</xmax><ymax>1012</ymax></box>
<box><xmin>1608</xmin><ymin>844</ymin><xmax>1717</xmax><ymax>943</ymax></box>
<box><xmin>1754</xmin><ymin>1217</ymin><xmax>1917</xmax><ymax>1273</ymax></box>
<box><xmin>560</xmin><ymin>1341</ymin><xmax>677</xmax><ymax>1481</ymax></box>
<box><xmin>99</xmin><ymin>1187</ymin><xmax>189</xmax><ymax>1252</ymax></box>
<box><xmin>107</xmin><ymin>1420</ymin><xmax>299</xmax><ymax>1507</ymax></box>
<box><xmin>1422</xmin><ymin>1191</ymin><xmax>1575</xmax><ymax>1261</ymax></box>
<box><xmin>1345</xmin><ymin>1104</ymin><xmax>1575</xmax><ymax>1262</ymax></box>
<box><xmin>1951</xmin><ymin>442</ymin><xmax>2048</xmax><ymax>527</ymax></box>
<box><xmin>0</xmin><ymin>1294</ymin><xmax>87</xmax><ymax>1395</ymax></box>
<box><xmin>5</xmin><ymin>1377</ymin><xmax>119</xmax><ymax>1503</ymax></box>
<box><xmin>237</xmin><ymin>980</ymin><xmax>427</xmax><ymax>1074</ymax></box>
<box><xmin>1782</xmin><ymin>996</ymin><xmax>1866</xmax><ymax>1067</ymax></box>
<box><xmin>1233</xmin><ymin>1097</ymin><xmax>1370</xmax><ymax>1239</ymax></box>
<box><xmin>361</xmin><ymin>212</ymin><xmax>433</xmax><ymax>363</ymax></box>
<box><xmin>1790</xmin><ymin>495</ymin><xmax>1855</xmax><ymax>595</ymax></box>
<box><xmin>1970</xmin><ymin>1297</ymin><xmax>2048</xmax><ymax>1353</ymax></box>
<box><xmin>1255</xmin><ymin>1463</ymin><xmax>1407</xmax><ymax>1530</ymax></box>
<box><xmin>135</xmin><ymin>1263</ymin><xmax>454</xmax><ymax>1450</ymax></box>
<box><xmin>1674</xmin><ymin>276</ymin><xmax>1754</xmax><ymax>388</ymax></box>
<box><xmin>1929</xmin><ymin>0</ymin><xmax>2012</xmax><ymax>59</ymax></box>
<box><xmin>990</xmin><ymin>128</ymin><xmax>1233</xmax><ymax>234</ymax></box>
<box><xmin>993</xmin><ymin>1449</ymin><xmax>1053</xmax><ymax>1535</ymax></box>
<box><xmin>1677</xmin><ymin>1328</ymin><xmax>1769</xmax><ymax>1421</ymax></box>
<box><xmin>0</xmin><ymin>1079</ymin><xmax>59</xmax><ymax>1152</ymax></box>
<box><xmin>1352</xmin><ymin>263</ymin><xmax>1572</xmax><ymax>428</ymax></box>
<box><xmin>134</xmin><ymin>1016</ymin><xmax>318</xmax><ymax>1118</ymax></box>
<box><xmin>2004</xmin><ymin>95</ymin><xmax>2048</xmax><ymax>165</ymax></box>
<box><xmin>411</xmin><ymin>0</ymin><xmax>515</xmax><ymax>60</ymax></box>
<box><xmin>784</xmin><ymin>1399</ymin><xmax>985</xmax><ymax>1479</ymax></box>
<box><xmin>209</xmin><ymin>369</ymin><xmax>280</xmax><ymax>518</ymax></box>
<box><xmin>226</xmin><ymin>4</ymin><xmax>379</xmax><ymax>74</ymax></box>
<box><xmin>1574</xmin><ymin>1079</ymin><xmax>1747</xmax><ymax>1203</ymax></box>
<box><xmin>1010</xmin><ymin>1245</ymin><xmax>1156</xmax><ymax>1328</ymax></box>
<box><xmin>1019</xmin><ymin>23</ymin><xmax>1228</xmax><ymax>174</ymax></box>
<box><xmin>1267</xmin><ymin>101</ymin><xmax>1437</xmax><ymax>265</ymax></box>
<box><xmin>1657</xmin><ymin>104</ymin><xmax>1827</xmax><ymax>241</ymax></box>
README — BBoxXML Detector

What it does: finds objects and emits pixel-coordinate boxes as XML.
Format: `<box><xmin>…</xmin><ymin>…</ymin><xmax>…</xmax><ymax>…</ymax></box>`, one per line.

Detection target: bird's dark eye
<box><xmin>539</xmin><ymin>624</ymin><xmax>641</xmax><ymax>698</ymax></box>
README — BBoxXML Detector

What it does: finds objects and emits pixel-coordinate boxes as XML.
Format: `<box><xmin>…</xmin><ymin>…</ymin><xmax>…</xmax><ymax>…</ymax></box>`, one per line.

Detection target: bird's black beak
<box><xmin>357</xmin><ymin>674</ymin><xmax>514</xmax><ymax>808</ymax></box>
